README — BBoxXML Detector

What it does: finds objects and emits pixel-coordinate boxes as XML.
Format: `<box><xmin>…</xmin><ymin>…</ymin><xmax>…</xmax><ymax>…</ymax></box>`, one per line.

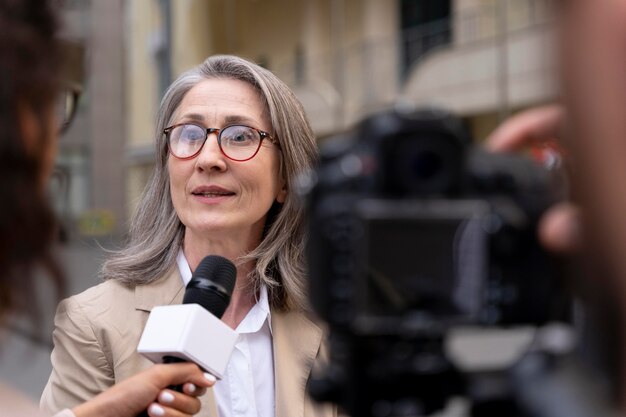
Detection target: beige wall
<box><xmin>125</xmin><ymin>0</ymin><xmax>160</xmax><ymax>149</ymax></box>
<box><xmin>125</xmin><ymin>0</ymin><xmax>163</xmax><ymax>218</ymax></box>
<box><xmin>171</xmin><ymin>0</ymin><xmax>214</xmax><ymax>76</ymax></box>
<box><xmin>454</xmin><ymin>0</ymin><xmax>553</xmax><ymax>44</ymax></box>
<box><xmin>230</xmin><ymin>0</ymin><xmax>304</xmax><ymax>79</ymax></box>
<box><xmin>90</xmin><ymin>0</ymin><xmax>127</xmax><ymax>235</ymax></box>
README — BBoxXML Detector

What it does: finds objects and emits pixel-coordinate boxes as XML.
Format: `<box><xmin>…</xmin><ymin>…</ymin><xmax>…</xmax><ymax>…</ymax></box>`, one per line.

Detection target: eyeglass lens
<box><xmin>55</xmin><ymin>90</ymin><xmax>78</xmax><ymax>134</ymax></box>
<box><xmin>168</xmin><ymin>124</ymin><xmax>264</xmax><ymax>160</ymax></box>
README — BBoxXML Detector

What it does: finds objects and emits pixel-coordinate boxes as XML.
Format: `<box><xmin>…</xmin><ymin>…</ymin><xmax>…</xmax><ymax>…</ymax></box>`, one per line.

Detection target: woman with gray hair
<box><xmin>41</xmin><ymin>55</ymin><xmax>335</xmax><ymax>417</ymax></box>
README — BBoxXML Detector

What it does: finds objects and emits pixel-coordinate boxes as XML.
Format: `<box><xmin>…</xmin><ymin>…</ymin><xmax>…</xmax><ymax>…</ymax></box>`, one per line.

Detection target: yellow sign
<box><xmin>78</xmin><ymin>209</ymin><xmax>116</xmax><ymax>236</ymax></box>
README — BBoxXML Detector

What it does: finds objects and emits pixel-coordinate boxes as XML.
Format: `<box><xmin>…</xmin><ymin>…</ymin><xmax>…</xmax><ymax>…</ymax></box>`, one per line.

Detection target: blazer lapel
<box><xmin>272</xmin><ymin>309</ymin><xmax>324</xmax><ymax>417</ymax></box>
<box><xmin>133</xmin><ymin>267</ymin><xmax>219</xmax><ymax>417</ymax></box>
<box><xmin>134</xmin><ymin>267</ymin><xmax>185</xmax><ymax>312</ymax></box>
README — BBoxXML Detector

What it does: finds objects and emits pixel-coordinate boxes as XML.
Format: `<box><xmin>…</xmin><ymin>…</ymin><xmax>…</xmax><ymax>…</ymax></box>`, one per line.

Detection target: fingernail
<box><xmin>186</xmin><ymin>383</ymin><xmax>197</xmax><ymax>393</ymax></box>
<box><xmin>149</xmin><ymin>403</ymin><xmax>165</xmax><ymax>416</ymax></box>
<box><xmin>159</xmin><ymin>390</ymin><xmax>175</xmax><ymax>404</ymax></box>
<box><xmin>204</xmin><ymin>372</ymin><xmax>217</xmax><ymax>383</ymax></box>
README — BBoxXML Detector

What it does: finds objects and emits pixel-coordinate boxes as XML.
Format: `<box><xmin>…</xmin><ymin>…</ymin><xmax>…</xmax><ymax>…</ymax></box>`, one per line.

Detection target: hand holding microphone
<box><xmin>135</xmin><ymin>255</ymin><xmax>238</xmax><ymax>416</ymax></box>
<box><xmin>71</xmin><ymin>362</ymin><xmax>216</xmax><ymax>417</ymax></box>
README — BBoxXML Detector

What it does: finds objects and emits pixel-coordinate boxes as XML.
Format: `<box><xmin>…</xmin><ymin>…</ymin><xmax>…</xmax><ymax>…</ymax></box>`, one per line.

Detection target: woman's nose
<box><xmin>195</xmin><ymin>132</ymin><xmax>227</xmax><ymax>172</ymax></box>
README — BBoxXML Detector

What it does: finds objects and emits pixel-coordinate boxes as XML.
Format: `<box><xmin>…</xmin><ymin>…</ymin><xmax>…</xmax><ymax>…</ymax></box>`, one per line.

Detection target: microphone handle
<box><xmin>163</xmin><ymin>355</ymin><xmax>187</xmax><ymax>392</ymax></box>
<box><xmin>136</xmin><ymin>356</ymin><xmax>188</xmax><ymax>417</ymax></box>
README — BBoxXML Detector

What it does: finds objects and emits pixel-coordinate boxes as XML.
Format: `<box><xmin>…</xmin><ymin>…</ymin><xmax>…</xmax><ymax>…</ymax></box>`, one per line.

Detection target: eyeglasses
<box><xmin>164</xmin><ymin>123</ymin><xmax>279</xmax><ymax>162</ymax></box>
<box><xmin>56</xmin><ymin>38</ymin><xmax>84</xmax><ymax>135</ymax></box>
<box><xmin>54</xmin><ymin>88</ymin><xmax>80</xmax><ymax>135</ymax></box>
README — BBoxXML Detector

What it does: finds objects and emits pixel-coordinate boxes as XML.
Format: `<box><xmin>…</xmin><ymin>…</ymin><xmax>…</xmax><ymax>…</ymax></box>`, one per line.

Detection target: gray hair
<box><xmin>101</xmin><ymin>55</ymin><xmax>318</xmax><ymax>311</ymax></box>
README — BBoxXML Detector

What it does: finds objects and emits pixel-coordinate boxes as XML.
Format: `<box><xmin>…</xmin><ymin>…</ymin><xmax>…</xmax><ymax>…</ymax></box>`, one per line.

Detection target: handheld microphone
<box><xmin>137</xmin><ymin>255</ymin><xmax>238</xmax><ymax>388</ymax></box>
<box><xmin>183</xmin><ymin>255</ymin><xmax>236</xmax><ymax>318</ymax></box>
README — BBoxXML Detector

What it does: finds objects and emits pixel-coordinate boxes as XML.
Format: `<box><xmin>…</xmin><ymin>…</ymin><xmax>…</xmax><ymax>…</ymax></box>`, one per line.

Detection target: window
<box><xmin>400</xmin><ymin>0</ymin><xmax>452</xmax><ymax>79</ymax></box>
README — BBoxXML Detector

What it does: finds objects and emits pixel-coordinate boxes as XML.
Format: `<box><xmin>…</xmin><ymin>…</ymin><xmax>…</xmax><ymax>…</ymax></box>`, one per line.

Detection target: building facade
<box><xmin>56</xmin><ymin>0</ymin><xmax>127</xmax><ymax>237</ymax></box>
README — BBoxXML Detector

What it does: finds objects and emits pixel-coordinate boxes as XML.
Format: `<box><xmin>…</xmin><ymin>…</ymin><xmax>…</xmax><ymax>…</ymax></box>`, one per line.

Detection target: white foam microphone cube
<box><xmin>137</xmin><ymin>304</ymin><xmax>238</xmax><ymax>380</ymax></box>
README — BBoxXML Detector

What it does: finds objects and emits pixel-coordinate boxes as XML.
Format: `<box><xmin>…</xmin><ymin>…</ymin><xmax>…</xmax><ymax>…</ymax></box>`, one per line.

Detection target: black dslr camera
<box><xmin>300</xmin><ymin>108</ymin><xmax>571</xmax><ymax>416</ymax></box>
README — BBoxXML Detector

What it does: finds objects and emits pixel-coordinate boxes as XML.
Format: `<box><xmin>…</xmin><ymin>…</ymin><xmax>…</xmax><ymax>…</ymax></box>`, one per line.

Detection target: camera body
<box><xmin>302</xmin><ymin>108</ymin><xmax>568</xmax><ymax>416</ymax></box>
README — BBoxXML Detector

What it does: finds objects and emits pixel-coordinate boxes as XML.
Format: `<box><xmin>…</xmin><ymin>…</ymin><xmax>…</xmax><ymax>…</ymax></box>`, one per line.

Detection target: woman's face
<box><xmin>19</xmin><ymin>102</ymin><xmax>58</xmax><ymax>190</ymax></box>
<box><xmin>167</xmin><ymin>78</ymin><xmax>286</xmax><ymax>245</ymax></box>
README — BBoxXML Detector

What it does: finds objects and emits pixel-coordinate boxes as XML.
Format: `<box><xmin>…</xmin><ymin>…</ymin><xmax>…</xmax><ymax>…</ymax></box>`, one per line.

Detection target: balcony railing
<box><xmin>272</xmin><ymin>0</ymin><xmax>554</xmax><ymax>133</ymax></box>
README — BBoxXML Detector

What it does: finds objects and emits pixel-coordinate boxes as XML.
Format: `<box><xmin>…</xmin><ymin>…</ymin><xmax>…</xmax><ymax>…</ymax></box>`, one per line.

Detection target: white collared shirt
<box><xmin>177</xmin><ymin>251</ymin><xmax>276</xmax><ymax>417</ymax></box>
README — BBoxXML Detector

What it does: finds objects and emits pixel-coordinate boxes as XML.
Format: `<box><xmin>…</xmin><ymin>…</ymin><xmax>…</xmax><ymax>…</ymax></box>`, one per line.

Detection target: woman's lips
<box><xmin>192</xmin><ymin>191</ymin><xmax>235</xmax><ymax>197</ymax></box>
<box><xmin>191</xmin><ymin>186</ymin><xmax>235</xmax><ymax>202</ymax></box>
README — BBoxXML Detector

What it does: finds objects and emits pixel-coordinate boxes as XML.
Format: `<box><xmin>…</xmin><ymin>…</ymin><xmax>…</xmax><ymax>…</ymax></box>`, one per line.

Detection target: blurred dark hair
<box><xmin>0</xmin><ymin>0</ymin><xmax>64</xmax><ymax>324</ymax></box>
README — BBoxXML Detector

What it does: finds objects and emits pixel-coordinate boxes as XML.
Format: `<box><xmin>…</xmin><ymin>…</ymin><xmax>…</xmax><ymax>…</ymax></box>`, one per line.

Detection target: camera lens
<box><xmin>411</xmin><ymin>150</ymin><xmax>443</xmax><ymax>180</ymax></box>
<box><xmin>387</xmin><ymin>133</ymin><xmax>462</xmax><ymax>196</ymax></box>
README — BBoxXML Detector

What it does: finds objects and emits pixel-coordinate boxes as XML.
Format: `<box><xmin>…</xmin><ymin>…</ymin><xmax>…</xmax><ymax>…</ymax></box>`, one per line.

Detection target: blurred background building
<box><xmin>47</xmin><ymin>0</ymin><xmax>557</xmax><ymax>241</ymax></box>
<box><xmin>124</xmin><ymin>0</ymin><xmax>556</xmax><ymax>222</ymax></box>
<box><xmin>0</xmin><ymin>0</ymin><xmax>558</xmax><ymax>403</ymax></box>
<box><xmin>51</xmin><ymin>0</ymin><xmax>126</xmax><ymax>238</ymax></box>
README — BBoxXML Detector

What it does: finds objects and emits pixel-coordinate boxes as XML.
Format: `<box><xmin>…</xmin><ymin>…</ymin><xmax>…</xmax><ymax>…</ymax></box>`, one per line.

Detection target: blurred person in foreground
<box><xmin>0</xmin><ymin>0</ymin><xmax>216</xmax><ymax>416</ymax></box>
<box><xmin>41</xmin><ymin>54</ymin><xmax>336</xmax><ymax>417</ymax></box>
<box><xmin>487</xmin><ymin>0</ymin><xmax>626</xmax><ymax>411</ymax></box>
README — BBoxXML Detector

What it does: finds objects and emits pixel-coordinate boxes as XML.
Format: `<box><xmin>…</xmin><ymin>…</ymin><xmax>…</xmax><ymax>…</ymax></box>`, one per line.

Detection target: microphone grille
<box><xmin>183</xmin><ymin>255</ymin><xmax>236</xmax><ymax>318</ymax></box>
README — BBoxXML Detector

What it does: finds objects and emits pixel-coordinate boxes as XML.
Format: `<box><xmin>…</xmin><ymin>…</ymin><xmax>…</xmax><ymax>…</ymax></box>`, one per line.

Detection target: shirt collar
<box><xmin>176</xmin><ymin>249</ymin><xmax>272</xmax><ymax>334</ymax></box>
<box><xmin>177</xmin><ymin>249</ymin><xmax>193</xmax><ymax>287</ymax></box>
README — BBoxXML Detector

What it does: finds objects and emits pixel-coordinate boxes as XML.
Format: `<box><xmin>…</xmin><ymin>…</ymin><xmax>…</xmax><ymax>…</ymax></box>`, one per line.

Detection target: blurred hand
<box><xmin>485</xmin><ymin>104</ymin><xmax>581</xmax><ymax>255</ymax></box>
<box><xmin>484</xmin><ymin>105</ymin><xmax>564</xmax><ymax>154</ymax></box>
<box><xmin>71</xmin><ymin>363</ymin><xmax>216</xmax><ymax>417</ymax></box>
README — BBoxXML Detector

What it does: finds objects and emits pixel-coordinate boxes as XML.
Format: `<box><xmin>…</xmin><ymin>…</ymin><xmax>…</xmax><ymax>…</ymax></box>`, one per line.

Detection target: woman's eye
<box><xmin>182</xmin><ymin>128</ymin><xmax>204</xmax><ymax>141</ymax></box>
<box><xmin>226</xmin><ymin>128</ymin><xmax>255</xmax><ymax>144</ymax></box>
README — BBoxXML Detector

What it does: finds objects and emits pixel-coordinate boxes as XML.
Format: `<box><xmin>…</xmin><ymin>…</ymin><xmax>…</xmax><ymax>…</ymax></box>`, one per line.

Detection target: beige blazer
<box><xmin>40</xmin><ymin>268</ymin><xmax>336</xmax><ymax>417</ymax></box>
